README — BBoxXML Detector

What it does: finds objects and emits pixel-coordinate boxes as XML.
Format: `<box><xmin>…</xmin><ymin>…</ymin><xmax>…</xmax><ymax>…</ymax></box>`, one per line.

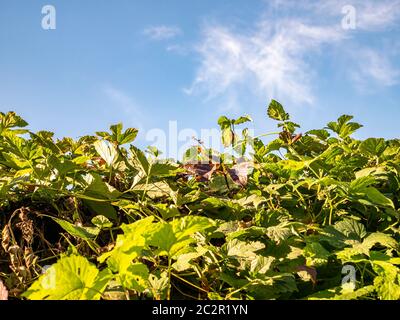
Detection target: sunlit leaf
<box><xmin>23</xmin><ymin>255</ymin><xmax>111</xmax><ymax>300</ymax></box>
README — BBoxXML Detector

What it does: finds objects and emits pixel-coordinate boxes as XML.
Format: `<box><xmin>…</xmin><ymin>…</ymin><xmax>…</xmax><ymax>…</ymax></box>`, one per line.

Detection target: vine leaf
<box><xmin>23</xmin><ymin>255</ymin><xmax>111</xmax><ymax>300</ymax></box>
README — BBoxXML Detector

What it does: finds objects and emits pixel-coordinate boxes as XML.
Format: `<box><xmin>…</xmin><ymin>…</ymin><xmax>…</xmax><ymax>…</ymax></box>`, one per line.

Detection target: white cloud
<box><xmin>185</xmin><ymin>0</ymin><xmax>400</xmax><ymax>107</ymax></box>
<box><xmin>166</xmin><ymin>44</ymin><xmax>189</xmax><ymax>55</ymax></box>
<box><xmin>143</xmin><ymin>25</ymin><xmax>182</xmax><ymax>40</ymax></box>
<box><xmin>186</xmin><ymin>20</ymin><xmax>345</xmax><ymax>106</ymax></box>
<box><xmin>350</xmin><ymin>49</ymin><xmax>399</xmax><ymax>88</ymax></box>
<box><xmin>357</xmin><ymin>1</ymin><xmax>400</xmax><ymax>30</ymax></box>
<box><xmin>304</xmin><ymin>0</ymin><xmax>400</xmax><ymax>31</ymax></box>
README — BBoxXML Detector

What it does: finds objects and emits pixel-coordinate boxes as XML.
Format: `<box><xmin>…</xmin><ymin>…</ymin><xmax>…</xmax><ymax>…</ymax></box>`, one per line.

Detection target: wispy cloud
<box><xmin>103</xmin><ymin>85</ymin><xmax>145</xmax><ymax>131</ymax></box>
<box><xmin>104</xmin><ymin>86</ymin><xmax>139</xmax><ymax>113</ymax></box>
<box><xmin>353</xmin><ymin>0</ymin><xmax>400</xmax><ymax>30</ymax></box>
<box><xmin>185</xmin><ymin>20</ymin><xmax>345</xmax><ymax>106</ymax></box>
<box><xmin>185</xmin><ymin>0</ymin><xmax>400</xmax><ymax>109</ymax></box>
<box><xmin>350</xmin><ymin>48</ymin><xmax>399</xmax><ymax>89</ymax></box>
<box><xmin>143</xmin><ymin>25</ymin><xmax>182</xmax><ymax>40</ymax></box>
<box><xmin>166</xmin><ymin>44</ymin><xmax>189</xmax><ymax>55</ymax></box>
<box><xmin>306</xmin><ymin>0</ymin><xmax>400</xmax><ymax>31</ymax></box>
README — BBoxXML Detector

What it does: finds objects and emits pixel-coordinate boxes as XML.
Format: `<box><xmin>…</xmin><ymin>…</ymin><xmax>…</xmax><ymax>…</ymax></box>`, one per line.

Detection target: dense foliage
<box><xmin>0</xmin><ymin>100</ymin><xmax>400</xmax><ymax>300</ymax></box>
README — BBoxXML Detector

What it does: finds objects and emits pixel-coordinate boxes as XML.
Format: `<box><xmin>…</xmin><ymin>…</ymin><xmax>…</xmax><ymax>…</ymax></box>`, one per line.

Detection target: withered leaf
<box><xmin>291</xmin><ymin>133</ymin><xmax>302</xmax><ymax>144</ymax></box>
<box><xmin>184</xmin><ymin>163</ymin><xmax>219</xmax><ymax>182</ymax></box>
<box><xmin>228</xmin><ymin>162</ymin><xmax>252</xmax><ymax>186</ymax></box>
<box><xmin>295</xmin><ymin>265</ymin><xmax>317</xmax><ymax>285</ymax></box>
<box><xmin>0</xmin><ymin>280</ymin><xmax>8</xmax><ymax>300</ymax></box>
<box><xmin>1</xmin><ymin>226</ymin><xmax>11</xmax><ymax>253</ymax></box>
<box><xmin>279</xmin><ymin>131</ymin><xmax>302</xmax><ymax>145</ymax></box>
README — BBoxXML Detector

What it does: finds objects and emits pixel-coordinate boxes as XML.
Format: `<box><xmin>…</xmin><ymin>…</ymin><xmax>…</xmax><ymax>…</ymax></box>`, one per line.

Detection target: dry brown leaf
<box><xmin>295</xmin><ymin>265</ymin><xmax>317</xmax><ymax>285</ymax></box>
<box><xmin>184</xmin><ymin>163</ymin><xmax>219</xmax><ymax>182</ymax></box>
<box><xmin>228</xmin><ymin>162</ymin><xmax>252</xmax><ymax>186</ymax></box>
<box><xmin>0</xmin><ymin>280</ymin><xmax>8</xmax><ymax>300</ymax></box>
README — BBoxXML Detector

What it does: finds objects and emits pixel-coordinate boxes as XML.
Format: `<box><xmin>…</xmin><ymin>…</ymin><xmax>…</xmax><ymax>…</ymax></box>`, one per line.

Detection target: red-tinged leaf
<box><xmin>291</xmin><ymin>133</ymin><xmax>302</xmax><ymax>144</ymax></box>
<box><xmin>184</xmin><ymin>163</ymin><xmax>219</xmax><ymax>182</ymax></box>
<box><xmin>295</xmin><ymin>265</ymin><xmax>317</xmax><ymax>285</ymax></box>
<box><xmin>228</xmin><ymin>162</ymin><xmax>252</xmax><ymax>186</ymax></box>
<box><xmin>279</xmin><ymin>131</ymin><xmax>302</xmax><ymax>145</ymax></box>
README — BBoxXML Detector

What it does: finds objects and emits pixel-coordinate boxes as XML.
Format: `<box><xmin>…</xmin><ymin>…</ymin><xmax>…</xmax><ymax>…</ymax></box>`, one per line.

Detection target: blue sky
<box><xmin>0</xmin><ymin>0</ymin><xmax>399</xmax><ymax>158</ymax></box>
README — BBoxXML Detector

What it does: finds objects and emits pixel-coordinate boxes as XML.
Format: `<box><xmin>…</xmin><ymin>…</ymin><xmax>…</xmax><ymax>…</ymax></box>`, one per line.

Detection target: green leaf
<box><xmin>154</xmin><ymin>203</ymin><xmax>181</xmax><ymax>220</ymax></box>
<box><xmin>306</xmin><ymin>286</ymin><xmax>375</xmax><ymax>300</ymax></box>
<box><xmin>110</xmin><ymin>123</ymin><xmax>123</xmax><ymax>139</ymax></box>
<box><xmin>0</xmin><ymin>111</ymin><xmax>28</xmax><ymax>133</ymax></box>
<box><xmin>145</xmin><ymin>222</ymin><xmax>176</xmax><ymax>255</ymax></box>
<box><xmin>91</xmin><ymin>215</ymin><xmax>113</xmax><ymax>229</ymax></box>
<box><xmin>81</xmin><ymin>173</ymin><xmax>122</xmax><ymax>200</ymax></box>
<box><xmin>303</xmin><ymin>242</ymin><xmax>331</xmax><ymax>267</ymax></box>
<box><xmin>217</xmin><ymin>116</ymin><xmax>231</xmax><ymax>129</ymax></box>
<box><xmin>334</xmin><ymin>219</ymin><xmax>367</xmax><ymax>242</ymax></box>
<box><xmin>336</xmin><ymin>243</ymin><xmax>370</xmax><ymax>263</ymax></box>
<box><xmin>234</xmin><ymin>115</ymin><xmax>252</xmax><ymax>125</ymax></box>
<box><xmin>336</xmin><ymin>232</ymin><xmax>399</xmax><ymax>263</ymax></box>
<box><xmin>119</xmin><ymin>127</ymin><xmax>138</xmax><ymax>145</ymax></box>
<box><xmin>129</xmin><ymin>145</ymin><xmax>149</xmax><ymax>181</ymax></box>
<box><xmin>278</xmin><ymin>121</ymin><xmax>300</xmax><ymax>134</ymax></box>
<box><xmin>98</xmin><ymin>123</ymin><xmax>138</xmax><ymax>145</ymax></box>
<box><xmin>349</xmin><ymin>176</ymin><xmax>394</xmax><ymax>208</ymax></box>
<box><xmin>121</xmin><ymin>263</ymin><xmax>149</xmax><ymax>292</ymax></box>
<box><xmin>266</xmin><ymin>221</ymin><xmax>298</xmax><ymax>244</ymax></box>
<box><xmin>359</xmin><ymin>138</ymin><xmax>386</xmax><ymax>157</ymax></box>
<box><xmin>349</xmin><ymin>176</ymin><xmax>376</xmax><ymax>193</ymax></box>
<box><xmin>172</xmin><ymin>247</ymin><xmax>208</xmax><ymax>272</ymax></box>
<box><xmin>249</xmin><ymin>256</ymin><xmax>275</xmax><ymax>275</ymax></box>
<box><xmin>148</xmin><ymin>272</ymin><xmax>169</xmax><ymax>299</ymax></box>
<box><xmin>146</xmin><ymin>145</ymin><xmax>161</xmax><ymax>157</ymax></box>
<box><xmin>98</xmin><ymin>217</ymin><xmax>155</xmax><ymax>273</ymax></box>
<box><xmin>264</xmin><ymin>139</ymin><xmax>284</xmax><ymax>154</ymax></box>
<box><xmin>145</xmin><ymin>216</ymin><xmax>214</xmax><ymax>257</ymax></box>
<box><xmin>334</xmin><ymin>285</ymin><xmax>375</xmax><ymax>300</ymax></box>
<box><xmin>132</xmin><ymin>181</ymin><xmax>174</xmax><ymax>199</ymax></box>
<box><xmin>246</xmin><ymin>274</ymin><xmax>297</xmax><ymax>299</ymax></box>
<box><xmin>222</xmin><ymin>128</ymin><xmax>234</xmax><ymax>147</ymax></box>
<box><xmin>225</xmin><ymin>239</ymin><xmax>265</xmax><ymax>259</ymax></box>
<box><xmin>84</xmin><ymin>200</ymin><xmax>118</xmax><ymax>221</ymax></box>
<box><xmin>171</xmin><ymin>216</ymin><xmax>215</xmax><ymax>240</ymax></box>
<box><xmin>23</xmin><ymin>255</ymin><xmax>110</xmax><ymax>300</ymax></box>
<box><xmin>50</xmin><ymin>217</ymin><xmax>100</xmax><ymax>240</ymax></box>
<box><xmin>363</xmin><ymin>233</ymin><xmax>399</xmax><ymax>251</ymax></box>
<box><xmin>327</xmin><ymin>115</ymin><xmax>363</xmax><ymax>138</ymax></box>
<box><xmin>372</xmin><ymin>261</ymin><xmax>400</xmax><ymax>300</ymax></box>
<box><xmin>306</xmin><ymin>129</ymin><xmax>330</xmax><ymax>141</ymax></box>
<box><xmin>150</xmin><ymin>162</ymin><xmax>182</xmax><ymax>177</ymax></box>
<box><xmin>267</xmin><ymin>100</ymin><xmax>289</xmax><ymax>121</ymax></box>
<box><xmin>362</xmin><ymin>187</ymin><xmax>394</xmax><ymax>208</ymax></box>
